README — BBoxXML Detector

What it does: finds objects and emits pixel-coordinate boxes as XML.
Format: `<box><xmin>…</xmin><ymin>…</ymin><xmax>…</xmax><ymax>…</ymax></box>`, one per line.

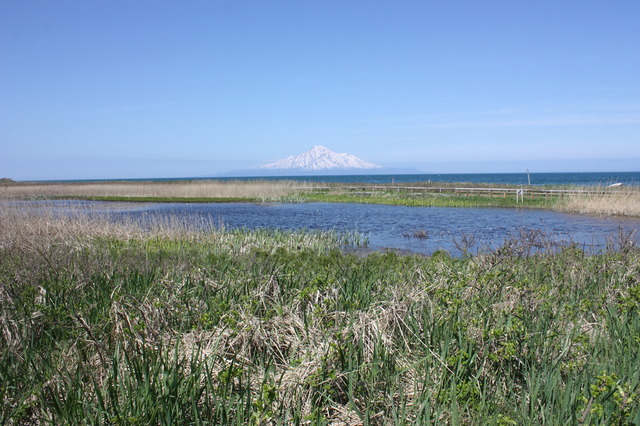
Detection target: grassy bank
<box><xmin>558</xmin><ymin>186</ymin><xmax>640</xmax><ymax>217</ymax></box>
<box><xmin>2</xmin><ymin>206</ymin><xmax>639</xmax><ymax>424</ymax></box>
<box><xmin>292</xmin><ymin>183</ymin><xmax>640</xmax><ymax>215</ymax></box>
<box><xmin>5</xmin><ymin>179</ymin><xmax>640</xmax><ymax>216</ymax></box>
<box><xmin>292</xmin><ymin>190</ymin><xmax>556</xmax><ymax>209</ymax></box>
<box><xmin>1</xmin><ymin>179</ymin><xmax>306</xmax><ymax>201</ymax></box>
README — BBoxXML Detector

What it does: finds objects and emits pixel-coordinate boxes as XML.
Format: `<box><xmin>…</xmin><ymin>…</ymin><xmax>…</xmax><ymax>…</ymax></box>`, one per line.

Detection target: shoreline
<box><xmin>2</xmin><ymin>179</ymin><xmax>640</xmax><ymax>217</ymax></box>
<box><xmin>2</xmin><ymin>203</ymin><xmax>639</xmax><ymax>423</ymax></box>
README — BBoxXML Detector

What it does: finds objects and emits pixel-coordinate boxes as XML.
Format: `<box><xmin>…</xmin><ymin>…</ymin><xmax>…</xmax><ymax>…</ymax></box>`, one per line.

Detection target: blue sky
<box><xmin>1</xmin><ymin>0</ymin><xmax>639</xmax><ymax>180</ymax></box>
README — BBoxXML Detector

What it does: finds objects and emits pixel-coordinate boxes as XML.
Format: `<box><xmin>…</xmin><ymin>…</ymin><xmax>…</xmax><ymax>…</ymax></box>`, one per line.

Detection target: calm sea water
<box><xmin>54</xmin><ymin>171</ymin><xmax>640</xmax><ymax>186</ymax></box>
<box><xmin>17</xmin><ymin>200</ymin><xmax>640</xmax><ymax>257</ymax></box>
<box><xmin>222</xmin><ymin>171</ymin><xmax>640</xmax><ymax>186</ymax></box>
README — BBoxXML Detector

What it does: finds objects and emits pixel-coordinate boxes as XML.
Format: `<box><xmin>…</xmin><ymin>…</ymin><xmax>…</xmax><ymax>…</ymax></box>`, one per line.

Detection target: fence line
<box><xmin>294</xmin><ymin>185</ymin><xmax>640</xmax><ymax>199</ymax></box>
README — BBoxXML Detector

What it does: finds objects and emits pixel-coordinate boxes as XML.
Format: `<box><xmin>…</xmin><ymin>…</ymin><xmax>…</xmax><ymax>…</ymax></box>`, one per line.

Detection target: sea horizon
<box><xmin>20</xmin><ymin>170</ymin><xmax>640</xmax><ymax>187</ymax></box>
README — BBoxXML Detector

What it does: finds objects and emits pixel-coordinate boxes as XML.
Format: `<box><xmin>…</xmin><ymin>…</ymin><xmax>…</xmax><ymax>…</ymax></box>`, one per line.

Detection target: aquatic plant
<box><xmin>0</xmin><ymin>179</ymin><xmax>309</xmax><ymax>201</ymax></box>
<box><xmin>559</xmin><ymin>185</ymin><xmax>640</xmax><ymax>217</ymax></box>
<box><xmin>404</xmin><ymin>229</ymin><xmax>430</xmax><ymax>239</ymax></box>
<box><xmin>296</xmin><ymin>190</ymin><xmax>557</xmax><ymax>210</ymax></box>
<box><xmin>7</xmin><ymin>179</ymin><xmax>640</xmax><ymax>217</ymax></box>
<box><xmin>1</xmin><ymin>204</ymin><xmax>640</xmax><ymax>423</ymax></box>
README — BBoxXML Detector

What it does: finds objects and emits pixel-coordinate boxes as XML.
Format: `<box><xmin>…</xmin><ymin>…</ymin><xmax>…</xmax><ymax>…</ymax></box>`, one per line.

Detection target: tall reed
<box><xmin>559</xmin><ymin>186</ymin><xmax>640</xmax><ymax>217</ymax></box>
<box><xmin>1</xmin><ymin>203</ymin><xmax>639</xmax><ymax>423</ymax></box>
<box><xmin>1</xmin><ymin>179</ymin><xmax>308</xmax><ymax>200</ymax></box>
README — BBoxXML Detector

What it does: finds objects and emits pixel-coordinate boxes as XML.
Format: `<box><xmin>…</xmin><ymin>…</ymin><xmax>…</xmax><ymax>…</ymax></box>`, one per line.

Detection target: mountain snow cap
<box><xmin>258</xmin><ymin>146</ymin><xmax>382</xmax><ymax>171</ymax></box>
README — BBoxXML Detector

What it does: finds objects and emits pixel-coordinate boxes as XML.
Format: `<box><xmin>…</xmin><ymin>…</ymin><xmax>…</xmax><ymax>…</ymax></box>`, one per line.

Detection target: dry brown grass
<box><xmin>0</xmin><ymin>179</ymin><xmax>309</xmax><ymax>200</ymax></box>
<box><xmin>0</xmin><ymin>202</ymin><xmax>203</xmax><ymax>246</ymax></box>
<box><xmin>3</xmin><ymin>197</ymin><xmax>640</xmax><ymax>423</ymax></box>
<box><xmin>558</xmin><ymin>186</ymin><xmax>640</xmax><ymax>217</ymax></box>
<box><xmin>0</xmin><ymin>202</ymin><xmax>350</xmax><ymax>259</ymax></box>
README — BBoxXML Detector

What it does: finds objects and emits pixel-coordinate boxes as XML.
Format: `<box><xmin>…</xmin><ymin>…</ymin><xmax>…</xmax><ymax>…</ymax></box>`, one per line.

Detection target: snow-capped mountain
<box><xmin>257</xmin><ymin>145</ymin><xmax>382</xmax><ymax>171</ymax></box>
<box><xmin>218</xmin><ymin>145</ymin><xmax>421</xmax><ymax>177</ymax></box>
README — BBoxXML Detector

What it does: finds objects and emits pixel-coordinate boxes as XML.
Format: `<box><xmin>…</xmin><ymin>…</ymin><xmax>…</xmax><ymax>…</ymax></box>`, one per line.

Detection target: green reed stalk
<box><xmin>1</xmin><ymin>206</ymin><xmax>639</xmax><ymax>423</ymax></box>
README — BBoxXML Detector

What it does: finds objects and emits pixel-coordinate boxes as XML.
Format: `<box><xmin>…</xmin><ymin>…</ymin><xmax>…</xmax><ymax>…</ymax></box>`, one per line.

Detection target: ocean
<box><xmin>221</xmin><ymin>171</ymin><xmax>640</xmax><ymax>186</ymax></box>
<box><xmin>50</xmin><ymin>171</ymin><xmax>640</xmax><ymax>186</ymax></box>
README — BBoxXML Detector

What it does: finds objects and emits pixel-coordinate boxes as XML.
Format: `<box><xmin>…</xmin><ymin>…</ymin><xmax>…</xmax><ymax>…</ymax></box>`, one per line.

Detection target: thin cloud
<box><xmin>361</xmin><ymin>102</ymin><xmax>640</xmax><ymax>129</ymax></box>
<box><xmin>439</xmin><ymin>113</ymin><xmax>640</xmax><ymax>128</ymax></box>
<box><xmin>83</xmin><ymin>102</ymin><xmax>181</xmax><ymax>115</ymax></box>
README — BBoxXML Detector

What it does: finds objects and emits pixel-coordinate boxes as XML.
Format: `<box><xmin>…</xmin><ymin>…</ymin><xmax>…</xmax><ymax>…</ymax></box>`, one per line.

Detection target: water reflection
<box><xmin>10</xmin><ymin>200</ymin><xmax>640</xmax><ymax>256</ymax></box>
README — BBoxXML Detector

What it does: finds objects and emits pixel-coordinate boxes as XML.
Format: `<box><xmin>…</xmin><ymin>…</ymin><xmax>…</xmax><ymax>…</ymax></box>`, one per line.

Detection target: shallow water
<box><xmin>17</xmin><ymin>200</ymin><xmax>640</xmax><ymax>256</ymax></box>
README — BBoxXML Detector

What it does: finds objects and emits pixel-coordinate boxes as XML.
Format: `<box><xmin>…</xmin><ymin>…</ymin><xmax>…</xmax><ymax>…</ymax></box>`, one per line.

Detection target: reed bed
<box><xmin>8</xmin><ymin>180</ymin><xmax>640</xmax><ymax>217</ymax></box>
<box><xmin>559</xmin><ymin>186</ymin><xmax>640</xmax><ymax>217</ymax></box>
<box><xmin>297</xmin><ymin>185</ymin><xmax>640</xmax><ymax>216</ymax></box>
<box><xmin>0</xmin><ymin>203</ymin><xmax>362</xmax><ymax>257</ymax></box>
<box><xmin>1</xmin><ymin>205</ymin><xmax>640</xmax><ymax>424</ymax></box>
<box><xmin>1</xmin><ymin>179</ymin><xmax>307</xmax><ymax>201</ymax></box>
<box><xmin>296</xmin><ymin>190</ymin><xmax>557</xmax><ymax>209</ymax></box>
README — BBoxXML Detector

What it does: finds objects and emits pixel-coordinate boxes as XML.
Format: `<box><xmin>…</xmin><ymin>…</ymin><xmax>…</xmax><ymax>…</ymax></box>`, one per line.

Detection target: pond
<box><xmin>18</xmin><ymin>200</ymin><xmax>640</xmax><ymax>256</ymax></box>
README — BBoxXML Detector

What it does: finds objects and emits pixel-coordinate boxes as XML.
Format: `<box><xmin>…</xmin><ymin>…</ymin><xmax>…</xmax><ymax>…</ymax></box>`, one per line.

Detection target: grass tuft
<box><xmin>559</xmin><ymin>185</ymin><xmax>640</xmax><ymax>217</ymax></box>
<box><xmin>1</xmin><ymin>204</ymin><xmax>640</xmax><ymax>423</ymax></box>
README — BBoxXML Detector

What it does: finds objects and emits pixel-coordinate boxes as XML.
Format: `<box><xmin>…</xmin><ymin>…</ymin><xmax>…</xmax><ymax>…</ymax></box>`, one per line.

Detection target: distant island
<box><xmin>221</xmin><ymin>145</ymin><xmax>420</xmax><ymax>177</ymax></box>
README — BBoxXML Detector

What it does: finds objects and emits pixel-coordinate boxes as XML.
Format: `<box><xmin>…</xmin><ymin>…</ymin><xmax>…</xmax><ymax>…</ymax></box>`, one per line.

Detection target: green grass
<box><xmin>49</xmin><ymin>195</ymin><xmax>263</xmax><ymax>203</ymax></box>
<box><xmin>39</xmin><ymin>191</ymin><xmax>550</xmax><ymax>209</ymax></box>
<box><xmin>1</xmin><ymin>210</ymin><xmax>640</xmax><ymax>424</ymax></box>
<box><xmin>39</xmin><ymin>192</ymin><xmax>556</xmax><ymax>210</ymax></box>
<box><xmin>293</xmin><ymin>190</ymin><xmax>558</xmax><ymax>209</ymax></box>
<box><xmin>55</xmin><ymin>189</ymin><xmax>560</xmax><ymax>209</ymax></box>
<box><xmin>6</xmin><ymin>179</ymin><xmax>640</xmax><ymax>218</ymax></box>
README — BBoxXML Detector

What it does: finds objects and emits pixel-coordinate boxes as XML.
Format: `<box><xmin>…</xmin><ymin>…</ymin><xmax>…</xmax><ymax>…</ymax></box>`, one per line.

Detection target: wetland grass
<box><xmin>7</xmin><ymin>179</ymin><xmax>640</xmax><ymax>217</ymax></box>
<box><xmin>1</xmin><ymin>179</ymin><xmax>307</xmax><ymax>202</ymax></box>
<box><xmin>0</xmin><ymin>178</ymin><xmax>570</xmax><ymax>210</ymax></box>
<box><xmin>294</xmin><ymin>190</ymin><xmax>556</xmax><ymax>209</ymax></box>
<box><xmin>559</xmin><ymin>185</ymin><xmax>640</xmax><ymax>217</ymax></box>
<box><xmin>1</xmin><ymin>205</ymin><xmax>639</xmax><ymax>424</ymax></box>
<box><xmin>295</xmin><ymin>183</ymin><xmax>640</xmax><ymax>216</ymax></box>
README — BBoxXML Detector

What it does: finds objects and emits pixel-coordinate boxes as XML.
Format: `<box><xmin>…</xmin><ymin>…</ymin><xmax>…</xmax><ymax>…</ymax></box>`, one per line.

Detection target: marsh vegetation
<box><xmin>1</xmin><ymin>179</ymin><xmax>307</xmax><ymax>202</ymax></box>
<box><xmin>4</xmin><ymin>178</ymin><xmax>639</xmax><ymax>217</ymax></box>
<box><xmin>1</xmin><ymin>205</ymin><xmax>639</xmax><ymax>424</ymax></box>
<box><xmin>558</xmin><ymin>186</ymin><xmax>640</xmax><ymax>217</ymax></box>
